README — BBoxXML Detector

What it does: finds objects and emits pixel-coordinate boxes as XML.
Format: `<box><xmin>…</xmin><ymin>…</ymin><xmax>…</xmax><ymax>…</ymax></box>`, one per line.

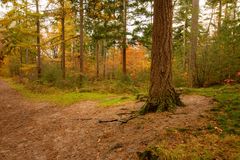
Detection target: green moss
<box><xmin>100</xmin><ymin>96</ymin><xmax>135</xmax><ymax>107</ymax></box>
<box><xmin>184</xmin><ymin>84</ymin><xmax>240</xmax><ymax>135</ymax></box>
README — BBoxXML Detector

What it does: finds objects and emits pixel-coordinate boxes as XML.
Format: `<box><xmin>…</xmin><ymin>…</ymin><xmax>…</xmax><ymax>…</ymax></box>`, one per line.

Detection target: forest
<box><xmin>0</xmin><ymin>0</ymin><xmax>240</xmax><ymax>159</ymax></box>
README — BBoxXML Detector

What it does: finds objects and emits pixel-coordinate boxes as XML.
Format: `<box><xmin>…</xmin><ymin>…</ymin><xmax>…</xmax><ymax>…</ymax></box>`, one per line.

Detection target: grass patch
<box><xmin>183</xmin><ymin>84</ymin><xmax>240</xmax><ymax>135</ymax></box>
<box><xmin>139</xmin><ymin>132</ymin><xmax>240</xmax><ymax>160</ymax></box>
<box><xmin>100</xmin><ymin>96</ymin><xmax>135</xmax><ymax>107</ymax></box>
<box><xmin>3</xmin><ymin>78</ymin><xmax>135</xmax><ymax>107</ymax></box>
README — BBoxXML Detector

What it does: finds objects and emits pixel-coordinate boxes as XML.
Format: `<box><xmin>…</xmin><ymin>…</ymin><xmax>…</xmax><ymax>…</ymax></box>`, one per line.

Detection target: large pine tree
<box><xmin>141</xmin><ymin>0</ymin><xmax>183</xmax><ymax>114</ymax></box>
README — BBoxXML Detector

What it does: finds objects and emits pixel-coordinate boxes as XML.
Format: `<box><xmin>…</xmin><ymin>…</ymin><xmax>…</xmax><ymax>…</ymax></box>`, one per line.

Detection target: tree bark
<box><xmin>96</xmin><ymin>41</ymin><xmax>99</xmax><ymax>79</ymax></box>
<box><xmin>232</xmin><ymin>0</ymin><xmax>237</xmax><ymax>56</ymax></box>
<box><xmin>183</xmin><ymin>18</ymin><xmax>188</xmax><ymax>70</ymax></box>
<box><xmin>79</xmin><ymin>0</ymin><xmax>84</xmax><ymax>75</ymax></box>
<box><xmin>61</xmin><ymin>0</ymin><xmax>66</xmax><ymax>79</ymax></box>
<box><xmin>140</xmin><ymin>0</ymin><xmax>182</xmax><ymax>114</ymax></box>
<box><xmin>218</xmin><ymin>0</ymin><xmax>222</xmax><ymax>34</ymax></box>
<box><xmin>122</xmin><ymin>0</ymin><xmax>127</xmax><ymax>75</ymax></box>
<box><xmin>225</xmin><ymin>3</ymin><xmax>229</xmax><ymax>19</ymax></box>
<box><xmin>25</xmin><ymin>48</ymin><xmax>29</xmax><ymax>64</ymax></box>
<box><xmin>103</xmin><ymin>40</ymin><xmax>106</xmax><ymax>79</ymax></box>
<box><xmin>36</xmin><ymin>0</ymin><xmax>41</xmax><ymax>78</ymax></box>
<box><xmin>112</xmin><ymin>45</ymin><xmax>115</xmax><ymax>79</ymax></box>
<box><xmin>189</xmin><ymin>0</ymin><xmax>199</xmax><ymax>87</ymax></box>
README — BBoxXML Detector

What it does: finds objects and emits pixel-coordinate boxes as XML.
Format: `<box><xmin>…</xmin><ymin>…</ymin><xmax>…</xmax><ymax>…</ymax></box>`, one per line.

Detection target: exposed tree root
<box><xmin>98</xmin><ymin>114</ymin><xmax>140</xmax><ymax>124</ymax></box>
<box><xmin>136</xmin><ymin>94</ymin><xmax>148</xmax><ymax>102</ymax></box>
<box><xmin>140</xmin><ymin>91</ymin><xmax>184</xmax><ymax>115</ymax></box>
<box><xmin>72</xmin><ymin>118</ymin><xmax>92</xmax><ymax>121</ymax></box>
<box><xmin>98</xmin><ymin>119</ymin><xmax>118</xmax><ymax>123</ymax></box>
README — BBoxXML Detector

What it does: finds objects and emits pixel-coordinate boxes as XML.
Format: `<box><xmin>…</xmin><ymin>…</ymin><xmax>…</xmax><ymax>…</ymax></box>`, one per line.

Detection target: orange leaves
<box><xmin>63</xmin><ymin>45</ymin><xmax>149</xmax><ymax>80</ymax></box>
<box><xmin>107</xmin><ymin>45</ymin><xmax>150</xmax><ymax>79</ymax></box>
<box><xmin>125</xmin><ymin>45</ymin><xmax>150</xmax><ymax>78</ymax></box>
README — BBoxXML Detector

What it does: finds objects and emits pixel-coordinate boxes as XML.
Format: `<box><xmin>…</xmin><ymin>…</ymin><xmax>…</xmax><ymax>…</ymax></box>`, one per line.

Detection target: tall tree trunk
<box><xmin>36</xmin><ymin>0</ymin><xmax>41</xmax><ymax>78</ymax></box>
<box><xmin>183</xmin><ymin>18</ymin><xmax>188</xmax><ymax>70</ymax></box>
<box><xmin>20</xmin><ymin>49</ymin><xmax>23</xmax><ymax>64</ymax></box>
<box><xmin>25</xmin><ymin>48</ymin><xmax>29</xmax><ymax>64</ymax></box>
<box><xmin>206</xmin><ymin>6</ymin><xmax>214</xmax><ymax>33</ymax></box>
<box><xmin>96</xmin><ymin>41</ymin><xmax>99</xmax><ymax>79</ymax></box>
<box><xmin>232</xmin><ymin>0</ymin><xmax>237</xmax><ymax>56</ymax></box>
<box><xmin>218</xmin><ymin>0</ymin><xmax>222</xmax><ymax>33</ymax></box>
<box><xmin>71</xmin><ymin>41</ymin><xmax>74</xmax><ymax>69</ymax></box>
<box><xmin>217</xmin><ymin>0</ymin><xmax>223</xmax><ymax>81</ymax></box>
<box><xmin>140</xmin><ymin>0</ymin><xmax>182</xmax><ymax>114</ymax></box>
<box><xmin>189</xmin><ymin>0</ymin><xmax>199</xmax><ymax>87</ymax></box>
<box><xmin>225</xmin><ymin>3</ymin><xmax>229</xmax><ymax>19</ymax></box>
<box><xmin>112</xmin><ymin>45</ymin><xmax>115</xmax><ymax>79</ymax></box>
<box><xmin>150</xmin><ymin>0</ymin><xmax>153</xmax><ymax>24</ymax></box>
<box><xmin>103</xmin><ymin>40</ymin><xmax>106</xmax><ymax>79</ymax></box>
<box><xmin>61</xmin><ymin>1</ymin><xmax>66</xmax><ymax>79</ymax></box>
<box><xmin>79</xmin><ymin>0</ymin><xmax>84</xmax><ymax>75</ymax></box>
<box><xmin>122</xmin><ymin>0</ymin><xmax>127</xmax><ymax>75</ymax></box>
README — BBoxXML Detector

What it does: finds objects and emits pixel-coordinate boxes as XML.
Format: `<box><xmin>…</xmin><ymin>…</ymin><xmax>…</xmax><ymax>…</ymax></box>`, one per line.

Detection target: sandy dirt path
<box><xmin>0</xmin><ymin>80</ymin><xmax>214</xmax><ymax>160</ymax></box>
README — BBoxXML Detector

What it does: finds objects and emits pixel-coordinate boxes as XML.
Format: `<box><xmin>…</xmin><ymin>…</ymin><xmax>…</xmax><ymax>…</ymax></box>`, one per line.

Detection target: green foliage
<box><xmin>40</xmin><ymin>63</ymin><xmax>91</xmax><ymax>89</ymax></box>
<box><xmin>41</xmin><ymin>63</ymin><xmax>62</xmax><ymax>85</ymax></box>
<box><xmin>20</xmin><ymin>64</ymin><xmax>37</xmax><ymax>81</ymax></box>
<box><xmin>8</xmin><ymin>56</ymin><xmax>21</xmax><ymax>76</ymax></box>
<box><xmin>134</xmin><ymin>69</ymin><xmax>150</xmax><ymax>83</ymax></box>
<box><xmin>117</xmin><ymin>72</ymin><xmax>134</xmax><ymax>84</ymax></box>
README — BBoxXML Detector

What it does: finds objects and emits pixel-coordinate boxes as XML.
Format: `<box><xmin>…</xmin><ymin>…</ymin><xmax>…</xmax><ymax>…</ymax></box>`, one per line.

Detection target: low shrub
<box><xmin>41</xmin><ymin>63</ymin><xmax>62</xmax><ymax>85</ymax></box>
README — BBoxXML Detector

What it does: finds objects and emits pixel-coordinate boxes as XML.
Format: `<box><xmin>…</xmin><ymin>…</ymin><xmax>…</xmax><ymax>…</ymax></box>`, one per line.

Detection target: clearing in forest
<box><xmin>0</xmin><ymin>79</ymin><xmax>239</xmax><ymax>160</ymax></box>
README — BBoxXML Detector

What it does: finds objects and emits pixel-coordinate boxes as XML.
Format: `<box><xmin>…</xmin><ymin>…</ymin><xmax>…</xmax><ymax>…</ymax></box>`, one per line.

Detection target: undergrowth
<box><xmin>3</xmin><ymin>78</ymin><xmax>135</xmax><ymax>107</ymax></box>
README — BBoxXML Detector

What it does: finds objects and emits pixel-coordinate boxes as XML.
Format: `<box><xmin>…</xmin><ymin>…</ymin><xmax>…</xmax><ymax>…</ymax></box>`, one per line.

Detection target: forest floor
<box><xmin>0</xmin><ymin>79</ymin><xmax>239</xmax><ymax>160</ymax></box>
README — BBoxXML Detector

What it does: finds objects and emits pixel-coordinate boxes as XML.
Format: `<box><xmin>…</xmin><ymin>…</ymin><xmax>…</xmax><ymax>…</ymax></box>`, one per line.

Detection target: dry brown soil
<box><xmin>0</xmin><ymin>80</ymin><xmax>214</xmax><ymax>160</ymax></box>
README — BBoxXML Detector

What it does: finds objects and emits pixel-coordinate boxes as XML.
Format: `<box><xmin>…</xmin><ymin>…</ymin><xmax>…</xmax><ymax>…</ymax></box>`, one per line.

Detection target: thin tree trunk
<box><xmin>218</xmin><ymin>0</ymin><xmax>222</xmax><ymax>33</ymax></box>
<box><xmin>24</xmin><ymin>1</ymin><xmax>29</xmax><ymax>65</ymax></box>
<box><xmin>112</xmin><ymin>45</ymin><xmax>115</xmax><ymax>79</ymax></box>
<box><xmin>79</xmin><ymin>0</ymin><xmax>84</xmax><ymax>75</ymax></box>
<box><xmin>225</xmin><ymin>3</ymin><xmax>229</xmax><ymax>19</ymax></box>
<box><xmin>36</xmin><ymin>0</ymin><xmax>41</xmax><ymax>78</ymax></box>
<box><xmin>206</xmin><ymin>7</ymin><xmax>214</xmax><ymax>33</ymax></box>
<box><xmin>103</xmin><ymin>40</ymin><xmax>106</xmax><ymax>79</ymax></box>
<box><xmin>53</xmin><ymin>46</ymin><xmax>58</xmax><ymax>58</ymax></box>
<box><xmin>183</xmin><ymin>18</ymin><xmax>188</xmax><ymax>70</ymax></box>
<box><xmin>150</xmin><ymin>0</ymin><xmax>153</xmax><ymax>24</ymax></box>
<box><xmin>218</xmin><ymin>0</ymin><xmax>223</xmax><ymax>81</ymax></box>
<box><xmin>122</xmin><ymin>0</ymin><xmax>127</xmax><ymax>75</ymax></box>
<box><xmin>232</xmin><ymin>0</ymin><xmax>237</xmax><ymax>56</ymax></box>
<box><xmin>25</xmin><ymin>48</ymin><xmax>29</xmax><ymax>64</ymax></box>
<box><xmin>141</xmin><ymin>0</ymin><xmax>182</xmax><ymax>114</ymax></box>
<box><xmin>71</xmin><ymin>41</ymin><xmax>74</xmax><ymax>69</ymax></box>
<box><xmin>189</xmin><ymin>0</ymin><xmax>199</xmax><ymax>87</ymax></box>
<box><xmin>96</xmin><ymin>41</ymin><xmax>99</xmax><ymax>79</ymax></box>
<box><xmin>61</xmin><ymin>1</ymin><xmax>66</xmax><ymax>79</ymax></box>
<box><xmin>20</xmin><ymin>49</ymin><xmax>23</xmax><ymax>64</ymax></box>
